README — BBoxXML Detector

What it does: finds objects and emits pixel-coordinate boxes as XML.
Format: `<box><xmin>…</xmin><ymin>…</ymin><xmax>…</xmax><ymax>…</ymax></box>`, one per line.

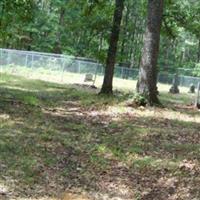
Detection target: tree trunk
<box><xmin>129</xmin><ymin>16</ymin><xmax>138</xmax><ymax>68</ymax></box>
<box><xmin>120</xmin><ymin>4</ymin><xmax>129</xmax><ymax>63</ymax></box>
<box><xmin>197</xmin><ymin>38</ymin><xmax>200</xmax><ymax>63</ymax></box>
<box><xmin>137</xmin><ymin>0</ymin><xmax>164</xmax><ymax>105</ymax></box>
<box><xmin>53</xmin><ymin>5</ymin><xmax>65</xmax><ymax>54</ymax></box>
<box><xmin>100</xmin><ymin>0</ymin><xmax>124</xmax><ymax>94</ymax></box>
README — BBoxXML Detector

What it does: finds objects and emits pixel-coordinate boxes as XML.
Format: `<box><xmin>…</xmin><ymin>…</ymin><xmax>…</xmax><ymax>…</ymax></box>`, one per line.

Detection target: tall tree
<box><xmin>198</xmin><ymin>39</ymin><xmax>200</xmax><ymax>63</ymax></box>
<box><xmin>53</xmin><ymin>1</ymin><xmax>66</xmax><ymax>54</ymax></box>
<box><xmin>100</xmin><ymin>0</ymin><xmax>124</xmax><ymax>94</ymax></box>
<box><xmin>137</xmin><ymin>0</ymin><xmax>164</xmax><ymax>105</ymax></box>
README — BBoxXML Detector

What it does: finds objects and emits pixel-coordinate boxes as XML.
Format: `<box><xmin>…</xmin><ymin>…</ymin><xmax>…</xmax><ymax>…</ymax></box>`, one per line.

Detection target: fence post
<box><xmin>61</xmin><ymin>58</ymin><xmax>65</xmax><ymax>83</ymax></box>
<box><xmin>31</xmin><ymin>54</ymin><xmax>34</xmax><ymax>68</ymax></box>
<box><xmin>25</xmin><ymin>54</ymin><xmax>28</xmax><ymax>67</ymax></box>
<box><xmin>92</xmin><ymin>63</ymin><xmax>99</xmax><ymax>86</ymax></box>
<box><xmin>6</xmin><ymin>52</ymin><xmax>10</xmax><ymax>66</ymax></box>
<box><xmin>121</xmin><ymin>67</ymin><xmax>124</xmax><ymax>79</ymax></box>
<box><xmin>101</xmin><ymin>64</ymin><xmax>103</xmax><ymax>75</ymax></box>
<box><xmin>195</xmin><ymin>82</ymin><xmax>200</xmax><ymax>108</ymax></box>
<box><xmin>29</xmin><ymin>54</ymin><xmax>34</xmax><ymax>78</ymax></box>
<box><xmin>78</xmin><ymin>60</ymin><xmax>81</xmax><ymax>73</ymax></box>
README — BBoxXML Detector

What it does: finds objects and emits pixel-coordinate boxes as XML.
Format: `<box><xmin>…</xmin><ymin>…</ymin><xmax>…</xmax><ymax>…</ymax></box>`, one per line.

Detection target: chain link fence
<box><xmin>0</xmin><ymin>48</ymin><xmax>200</xmax><ymax>88</ymax></box>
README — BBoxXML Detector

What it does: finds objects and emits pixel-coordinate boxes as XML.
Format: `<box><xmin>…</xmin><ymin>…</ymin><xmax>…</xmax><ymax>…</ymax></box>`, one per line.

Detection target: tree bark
<box><xmin>137</xmin><ymin>0</ymin><xmax>164</xmax><ymax>105</ymax></box>
<box><xmin>100</xmin><ymin>0</ymin><xmax>124</xmax><ymax>94</ymax></box>
<box><xmin>120</xmin><ymin>4</ymin><xmax>129</xmax><ymax>63</ymax></box>
<box><xmin>197</xmin><ymin>38</ymin><xmax>200</xmax><ymax>63</ymax></box>
<box><xmin>53</xmin><ymin>5</ymin><xmax>66</xmax><ymax>54</ymax></box>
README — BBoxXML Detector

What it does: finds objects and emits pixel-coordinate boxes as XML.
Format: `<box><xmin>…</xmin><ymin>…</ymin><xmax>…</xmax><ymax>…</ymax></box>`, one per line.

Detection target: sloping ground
<box><xmin>0</xmin><ymin>73</ymin><xmax>200</xmax><ymax>200</ymax></box>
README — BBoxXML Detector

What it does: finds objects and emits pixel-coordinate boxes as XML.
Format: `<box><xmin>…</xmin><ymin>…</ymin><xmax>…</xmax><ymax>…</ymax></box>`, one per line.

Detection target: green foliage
<box><xmin>133</xmin><ymin>93</ymin><xmax>147</xmax><ymax>107</ymax></box>
<box><xmin>0</xmin><ymin>0</ymin><xmax>200</xmax><ymax>74</ymax></box>
<box><xmin>193</xmin><ymin>63</ymin><xmax>200</xmax><ymax>76</ymax></box>
<box><xmin>133</xmin><ymin>156</ymin><xmax>155</xmax><ymax>169</ymax></box>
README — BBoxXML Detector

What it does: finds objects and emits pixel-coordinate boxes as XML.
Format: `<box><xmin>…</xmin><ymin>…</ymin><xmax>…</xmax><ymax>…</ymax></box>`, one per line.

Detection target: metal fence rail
<box><xmin>0</xmin><ymin>48</ymin><xmax>200</xmax><ymax>88</ymax></box>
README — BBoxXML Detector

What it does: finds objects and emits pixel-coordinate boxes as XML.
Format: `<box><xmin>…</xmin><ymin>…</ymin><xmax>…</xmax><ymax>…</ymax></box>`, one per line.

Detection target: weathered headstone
<box><xmin>195</xmin><ymin>82</ymin><xmax>200</xmax><ymax>108</ymax></box>
<box><xmin>84</xmin><ymin>73</ymin><xmax>93</xmax><ymax>82</ymax></box>
<box><xmin>169</xmin><ymin>74</ymin><xmax>179</xmax><ymax>94</ymax></box>
<box><xmin>188</xmin><ymin>84</ymin><xmax>195</xmax><ymax>93</ymax></box>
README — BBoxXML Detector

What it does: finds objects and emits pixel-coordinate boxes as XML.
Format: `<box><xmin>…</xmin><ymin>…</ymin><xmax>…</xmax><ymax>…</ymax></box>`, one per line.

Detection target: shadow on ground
<box><xmin>1</xmin><ymin>74</ymin><xmax>200</xmax><ymax>200</ymax></box>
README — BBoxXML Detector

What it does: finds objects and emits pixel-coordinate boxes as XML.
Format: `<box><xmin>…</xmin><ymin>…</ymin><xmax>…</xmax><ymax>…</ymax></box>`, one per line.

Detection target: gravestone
<box><xmin>169</xmin><ymin>74</ymin><xmax>179</xmax><ymax>94</ymax></box>
<box><xmin>84</xmin><ymin>73</ymin><xmax>93</xmax><ymax>82</ymax></box>
<box><xmin>195</xmin><ymin>82</ymin><xmax>200</xmax><ymax>108</ymax></box>
<box><xmin>188</xmin><ymin>84</ymin><xmax>195</xmax><ymax>93</ymax></box>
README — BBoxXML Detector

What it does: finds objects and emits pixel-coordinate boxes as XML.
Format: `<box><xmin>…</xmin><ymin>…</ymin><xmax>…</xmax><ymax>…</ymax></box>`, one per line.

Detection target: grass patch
<box><xmin>1</xmin><ymin>73</ymin><xmax>200</xmax><ymax>199</ymax></box>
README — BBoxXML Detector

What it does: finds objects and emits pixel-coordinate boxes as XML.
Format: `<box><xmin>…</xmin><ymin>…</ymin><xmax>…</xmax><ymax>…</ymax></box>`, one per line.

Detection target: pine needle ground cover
<box><xmin>0</xmin><ymin>73</ymin><xmax>199</xmax><ymax>200</ymax></box>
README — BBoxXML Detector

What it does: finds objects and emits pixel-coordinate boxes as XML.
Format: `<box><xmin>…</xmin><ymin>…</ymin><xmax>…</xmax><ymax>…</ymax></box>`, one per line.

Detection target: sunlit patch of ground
<box><xmin>99</xmin><ymin>104</ymin><xmax>200</xmax><ymax>124</ymax></box>
<box><xmin>1</xmin><ymin>67</ymin><xmax>189</xmax><ymax>93</ymax></box>
<box><xmin>0</xmin><ymin>114</ymin><xmax>10</xmax><ymax>120</ymax></box>
<box><xmin>14</xmin><ymin>198</ymin><xmax>58</xmax><ymax>200</ymax></box>
<box><xmin>1</xmin><ymin>73</ymin><xmax>200</xmax><ymax>200</ymax></box>
<box><xmin>62</xmin><ymin>192</ymin><xmax>91</xmax><ymax>200</ymax></box>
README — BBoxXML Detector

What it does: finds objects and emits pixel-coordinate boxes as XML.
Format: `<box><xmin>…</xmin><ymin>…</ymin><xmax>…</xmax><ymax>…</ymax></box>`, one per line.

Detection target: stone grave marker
<box><xmin>169</xmin><ymin>74</ymin><xmax>180</xmax><ymax>94</ymax></box>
